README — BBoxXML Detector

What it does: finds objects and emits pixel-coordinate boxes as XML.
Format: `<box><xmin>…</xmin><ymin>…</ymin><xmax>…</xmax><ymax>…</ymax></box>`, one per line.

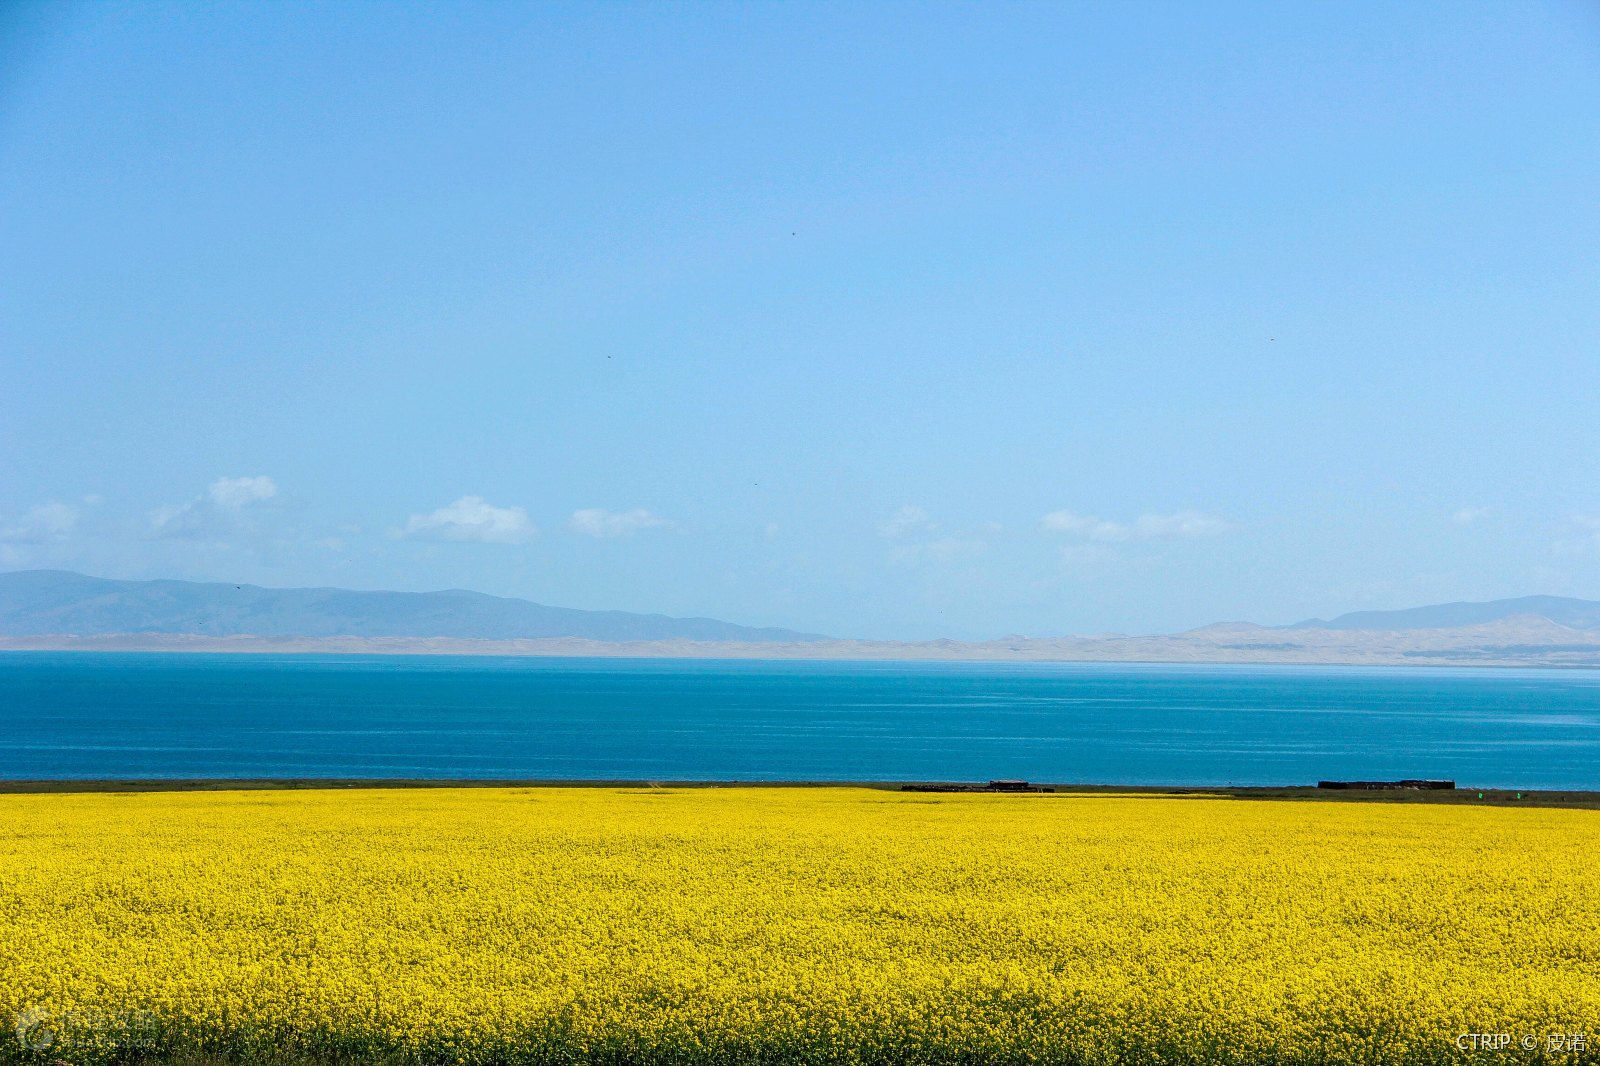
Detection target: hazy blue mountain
<box><xmin>0</xmin><ymin>571</ymin><xmax>825</xmax><ymax>642</ymax></box>
<box><xmin>1290</xmin><ymin>595</ymin><xmax>1600</xmax><ymax>631</ymax></box>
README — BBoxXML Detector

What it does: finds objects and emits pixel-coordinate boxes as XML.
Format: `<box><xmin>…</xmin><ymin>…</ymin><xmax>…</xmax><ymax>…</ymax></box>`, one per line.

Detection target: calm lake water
<box><xmin>0</xmin><ymin>653</ymin><xmax>1597</xmax><ymax>787</ymax></box>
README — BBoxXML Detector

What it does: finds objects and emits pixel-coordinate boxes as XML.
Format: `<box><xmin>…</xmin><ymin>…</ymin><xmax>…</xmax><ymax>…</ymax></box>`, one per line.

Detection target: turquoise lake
<box><xmin>0</xmin><ymin>653</ymin><xmax>1596</xmax><ymax>787</ymax></box>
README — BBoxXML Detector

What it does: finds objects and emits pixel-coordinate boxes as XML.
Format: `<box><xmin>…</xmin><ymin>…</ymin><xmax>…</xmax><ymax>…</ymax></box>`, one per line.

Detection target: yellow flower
<box><xmin>0</xmin><ymin>788</ymin><xmax>1594</xmax><ymax>1064</ymax></box>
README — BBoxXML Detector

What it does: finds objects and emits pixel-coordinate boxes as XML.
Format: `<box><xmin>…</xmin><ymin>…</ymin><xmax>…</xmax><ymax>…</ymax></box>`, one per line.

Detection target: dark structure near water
<box><xmin>1317</xmin><ymin>779</ymin><xmax>1455</xmax><ymax>791</ymax></box>
<box><xmin>900</xmin><ymin>780</ymin><xmax>1053</xmax><ymax>793</ymax></box>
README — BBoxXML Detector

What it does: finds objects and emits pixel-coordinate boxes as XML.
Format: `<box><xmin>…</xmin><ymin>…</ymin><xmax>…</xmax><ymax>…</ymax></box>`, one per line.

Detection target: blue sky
<box><xmin>3</xmin><ymin>1</ymin><xmax>1599</xmax><ymax>639</ymax></box>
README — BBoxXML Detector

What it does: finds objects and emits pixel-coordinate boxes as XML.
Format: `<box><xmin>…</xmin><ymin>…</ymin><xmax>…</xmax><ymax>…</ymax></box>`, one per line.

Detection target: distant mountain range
<box><xmin>1291</xmin><ymin>595</ymin><xmax>1600</xmax><ymax>631</ymax></box>
<box><xmin>4</xmin><ymin>571</ymin><xmax>1600</xmax><ymax>668</ymax></box>
<box><xmin>0</xmin><ymin>570</ymin><xmax>824</xmax><ymax>643</ymax></box>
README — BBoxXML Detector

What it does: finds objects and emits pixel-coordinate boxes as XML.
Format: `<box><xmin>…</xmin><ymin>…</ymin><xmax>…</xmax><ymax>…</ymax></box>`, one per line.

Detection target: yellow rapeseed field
<box><xmin>0</xmin><ymin>788</ymin><xmax>1595</xmax><ymax>1065</ymax></box>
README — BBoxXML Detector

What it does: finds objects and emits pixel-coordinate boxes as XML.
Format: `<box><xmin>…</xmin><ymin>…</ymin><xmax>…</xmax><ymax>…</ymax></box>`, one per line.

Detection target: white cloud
<box><xmin>1452</xmin><ymin>507</ymin><xmax>1491</xmax><ymax>526</ymax></box>
<box><xmin>400</xmin><ymin>496</ymin><xmax>536</xmax><ymax>544</ymax></box>
<box><xmin>148</xmin><ymin>504</ymin><xmax>189</xmax><ymax>537</ymax></box>
<box><xmin>570</xmin><ymin>508</ymin><xmax>671</xmax><ymax>538</ymax></box>
<box><xmin>1041</xmin><ymin>509</ymin><xmax>1234</xmax><ymax>542</ymax></box>
<box><xmin>1040</xmin><ymin>510</ymin><xmax>1129</xmax><ymax>541</ymax></box>
<box><xmin>151</xmin><ymin>475</ymin><xmax>281</xmax><ymax>539</ymax></box>
<box><xmin>1130</xmin><ymin>511</ymin><xmax>1235</xmax><ymax>538</ymax></box>
<box><xmin>880</xmin><ymin>510</ymin><xmax>1001</xmax><ymax>566</ymax></box>
<box><xmin>0</xmin><ymin>502</ymin><xmax>79</xmax><ymax>543</ymax></box>
<box><xmin>878</xmin><ymin>505</ymin><xmax>935</xmax><ymax>539</ymax></box>
<box><xmin>209</xmin><ymin>476</ymin><xmax>277</xmax><ymax>509</ymax></box>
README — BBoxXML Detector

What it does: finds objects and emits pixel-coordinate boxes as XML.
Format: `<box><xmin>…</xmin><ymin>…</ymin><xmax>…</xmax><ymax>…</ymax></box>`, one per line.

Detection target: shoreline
<box><xmin>7</xmin><ymin>634</ymin><xmax>1600</xmax><ymax>670</ymax></box>
<box><xmin>8</xmin><ymin>646</ymin><xmax>1600</xmax><ymax>674</ymax></box>
<box><xmin>2</xmin><ymin>778</ymin><xmax>1596</xmax><ymax>808</ymax></box>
